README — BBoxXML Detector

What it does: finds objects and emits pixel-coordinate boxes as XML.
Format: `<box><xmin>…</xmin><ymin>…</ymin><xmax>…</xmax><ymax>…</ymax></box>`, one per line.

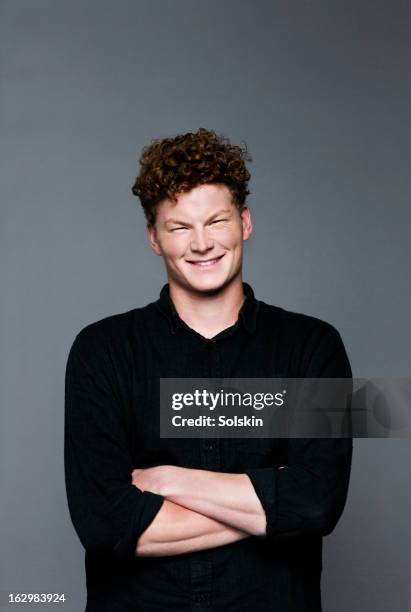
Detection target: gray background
<box><xmin>1</xmin><ymin>1</ymin><xmax>410</xmax><ymax>610</ymax></box>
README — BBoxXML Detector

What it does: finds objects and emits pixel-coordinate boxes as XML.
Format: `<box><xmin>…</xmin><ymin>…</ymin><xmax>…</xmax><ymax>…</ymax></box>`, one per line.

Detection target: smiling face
<box><xmin>147</xmin><ymin>183</ymin><xmax>252</xmax><ymax>296</ymax></box>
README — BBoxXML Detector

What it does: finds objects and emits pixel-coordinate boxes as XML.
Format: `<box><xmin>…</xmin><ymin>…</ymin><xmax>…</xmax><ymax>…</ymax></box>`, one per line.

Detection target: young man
<box><xmin>64</xmin><ymin>128</ymin><xmax>353</xmax><ymax>611</ymax></box>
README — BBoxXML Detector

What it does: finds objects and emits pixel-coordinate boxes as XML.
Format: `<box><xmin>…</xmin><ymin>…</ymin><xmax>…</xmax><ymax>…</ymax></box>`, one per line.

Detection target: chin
<box><xmin>177</xmin><ymin>273</ymin><xmax>222</xmax><ymax>293</ymax></box>
<box><xmin>185</xmin><ymin>274</ymin><xmax>236</xmax><ymax>295</ymax></box>
<box><xmin>190</xmin><ymin>282</ymin><xmax>225</xmax><ymax>294</ymax></box>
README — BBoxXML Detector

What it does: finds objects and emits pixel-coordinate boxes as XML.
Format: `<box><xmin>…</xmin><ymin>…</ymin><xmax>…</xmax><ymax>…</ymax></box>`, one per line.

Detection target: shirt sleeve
<box><xmin>64</xmin><ymin>327</ymin><xmax>165</xmax><ymax>560</ymax></box>
<box><xmin>244</xmin><ymin>323</ymin><xmax>353</xmax><ymax>539</ymax></box>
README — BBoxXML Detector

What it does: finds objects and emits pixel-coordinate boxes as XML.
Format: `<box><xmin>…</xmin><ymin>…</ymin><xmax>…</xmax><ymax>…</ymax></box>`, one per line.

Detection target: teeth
<box><xmin>192</xmin><ymin>258</ymin><xmax>219</xmax><ymax>266</ymax></box>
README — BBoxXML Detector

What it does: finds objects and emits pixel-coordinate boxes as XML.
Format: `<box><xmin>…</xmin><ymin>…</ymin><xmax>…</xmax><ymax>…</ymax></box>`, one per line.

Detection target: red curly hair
<box><xmin>131</xmin><ymin>127</ymin><xmax>251</xmax><ymax>225</ymax></box>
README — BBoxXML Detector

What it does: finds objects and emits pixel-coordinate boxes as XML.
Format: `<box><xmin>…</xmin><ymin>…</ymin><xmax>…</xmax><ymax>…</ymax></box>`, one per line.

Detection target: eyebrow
<box><xmin>165</xmin><ymin>209</ymin><xmax>233</xmax><ymax>226</ymax></box>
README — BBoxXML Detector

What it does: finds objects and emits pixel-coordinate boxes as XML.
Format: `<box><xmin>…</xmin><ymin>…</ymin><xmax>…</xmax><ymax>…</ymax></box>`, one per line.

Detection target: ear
<box><xmin>240</xmin><ymin>206</ymin><xmax>253</xmax><ymax>241</ymax></box>
<box><xmin>146</xmin><ymin>223</ymin><xmax>163</xmax><ymax>256</ymax></box>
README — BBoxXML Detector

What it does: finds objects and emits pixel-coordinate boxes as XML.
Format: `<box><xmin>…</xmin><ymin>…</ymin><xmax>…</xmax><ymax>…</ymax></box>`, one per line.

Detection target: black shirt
<box><xmin>64</xmin><ymin>283</ymin><xmax>353</xmax><ymax>611</ymax></box>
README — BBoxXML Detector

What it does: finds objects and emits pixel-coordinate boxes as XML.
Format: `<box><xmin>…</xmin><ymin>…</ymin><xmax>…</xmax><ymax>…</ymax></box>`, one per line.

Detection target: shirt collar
<box><xmin>155</xmin><ymin>282</ymin><xmax>259</xmax><ymax>336</ymax></box>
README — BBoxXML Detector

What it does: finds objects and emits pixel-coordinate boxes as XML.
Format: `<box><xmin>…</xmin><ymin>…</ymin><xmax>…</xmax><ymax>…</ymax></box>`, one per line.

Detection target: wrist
<box><xmin>162</xmin><ymin>465</ymin><xmax>196</xmax><ymax>499</ymax></box>
<box><xmin>159</xmin><ymin>465</ymin><xmax>181</xmax><ymax>498</ymax></box>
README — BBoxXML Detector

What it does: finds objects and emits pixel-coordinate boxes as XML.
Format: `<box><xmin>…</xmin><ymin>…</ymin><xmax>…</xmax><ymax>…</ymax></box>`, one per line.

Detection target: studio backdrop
<box><xmin>1</xmin><ymin>1</ymin><xmax>410</xmax><ymax>611</ymax></box>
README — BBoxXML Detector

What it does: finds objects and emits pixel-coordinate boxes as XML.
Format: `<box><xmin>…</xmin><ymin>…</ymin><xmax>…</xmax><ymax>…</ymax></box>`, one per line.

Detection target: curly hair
<box><xmin>131</xmin><ymin>127</ymin><xmax>251</xmax><ymax>226</ymax></box>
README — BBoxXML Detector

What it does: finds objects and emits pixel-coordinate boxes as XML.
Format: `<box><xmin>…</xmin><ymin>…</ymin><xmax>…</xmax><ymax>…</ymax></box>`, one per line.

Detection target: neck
<box><xmin>168</xmin><ymin>277</ymin><xmax>246</xmax><ymax>339</ymax></box>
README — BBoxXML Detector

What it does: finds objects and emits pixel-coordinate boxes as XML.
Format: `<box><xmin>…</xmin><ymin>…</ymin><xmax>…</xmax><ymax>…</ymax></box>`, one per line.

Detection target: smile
<box><xmin>186</xmin><ymin>254</ymin><xmax>225</xmax><ymax>268</ymax></box>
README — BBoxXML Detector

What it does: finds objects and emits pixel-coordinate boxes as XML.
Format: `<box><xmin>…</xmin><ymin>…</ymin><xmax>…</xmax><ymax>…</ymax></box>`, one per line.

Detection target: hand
<box><xmin>131</xmin><ymin>465</ymin><xmax>172</xmax><ymax>496</ymax></box>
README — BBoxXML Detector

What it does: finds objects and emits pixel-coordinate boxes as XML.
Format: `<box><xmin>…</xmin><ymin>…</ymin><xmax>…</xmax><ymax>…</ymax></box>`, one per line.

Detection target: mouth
<box><xmin>186</xmin><ymin>254</ymin><xmax>225</xmax><ymax>268</ymax></box>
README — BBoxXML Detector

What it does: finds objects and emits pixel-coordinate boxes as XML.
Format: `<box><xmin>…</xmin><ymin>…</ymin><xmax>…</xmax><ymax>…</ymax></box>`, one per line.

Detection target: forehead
<box><xmin>156</xmin><ymin>184</ymin><xmax>235</xmax><ymax>223</ymax></box>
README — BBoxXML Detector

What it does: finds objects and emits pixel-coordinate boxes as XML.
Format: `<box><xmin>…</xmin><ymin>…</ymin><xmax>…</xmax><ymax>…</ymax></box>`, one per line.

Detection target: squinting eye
<box><xmin>211</xmin><ymin>219</ymin><xmax>226</xmax><ymax>225</ymax></box>
<box><xmin>171</xmin><ymin>227</ymin><xmax>187</xmax><ymax>232</ymax></box>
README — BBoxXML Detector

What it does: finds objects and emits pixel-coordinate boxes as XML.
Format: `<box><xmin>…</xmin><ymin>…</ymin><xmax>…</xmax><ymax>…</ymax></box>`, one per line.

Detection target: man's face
<box><xmin>147</xmin><ymin>183</ymin><xmax>252</xmax><ymax>295</ymax></box>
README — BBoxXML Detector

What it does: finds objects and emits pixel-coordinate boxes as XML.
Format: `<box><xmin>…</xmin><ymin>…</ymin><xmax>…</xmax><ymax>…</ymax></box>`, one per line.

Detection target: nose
<box><xmin>190</xmin><ymin>227</ymin><xmax>214</xmax><ymax>253</ymax></box>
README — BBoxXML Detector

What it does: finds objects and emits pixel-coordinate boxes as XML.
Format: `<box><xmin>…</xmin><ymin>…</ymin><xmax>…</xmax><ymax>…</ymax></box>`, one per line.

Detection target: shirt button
<box><xmin>193</xmin><ymin>593</ymin><xmax>209</xmax><ymax>603</ymax></box>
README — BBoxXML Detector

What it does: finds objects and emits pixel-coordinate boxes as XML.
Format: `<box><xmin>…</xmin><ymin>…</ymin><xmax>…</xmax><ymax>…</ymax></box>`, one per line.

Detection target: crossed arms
<box><xmin>131</xmin><ymin>465</ymin><xmax>286</xmax><ymax>557</ymax></box>
<box><xmin>65</xmin><ymin>325</ymin><xmax>352</xmax><ymax>562</ymax></box>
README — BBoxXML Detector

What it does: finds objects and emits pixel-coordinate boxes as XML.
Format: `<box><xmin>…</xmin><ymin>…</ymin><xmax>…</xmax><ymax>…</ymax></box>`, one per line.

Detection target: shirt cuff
<box><xmin>244</xmin><ymin>468</ymin><xmax>277</xmax><ymax>537</ymax></box>
<box><xmin>113</xmin><ymin>490</ymin><xmax>165</xmax><ymax>560</ymax></box>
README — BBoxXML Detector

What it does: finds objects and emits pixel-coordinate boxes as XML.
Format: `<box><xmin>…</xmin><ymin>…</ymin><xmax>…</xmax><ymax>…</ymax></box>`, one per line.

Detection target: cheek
<box><xmin>162</xmin><ymin>237</ymin><xmax>188</xmax><ymax>259</ymax></box>
<box><xmin>217</xmin><ymin>229</ymin><xmax>243</xmax><ymax>249</ymax></box>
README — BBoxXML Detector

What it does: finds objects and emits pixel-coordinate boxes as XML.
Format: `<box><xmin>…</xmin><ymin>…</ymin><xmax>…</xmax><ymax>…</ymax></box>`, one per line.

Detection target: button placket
<box><xmin>199</xmin><ymin>340</ymin><xmax>221</xmax><ymax>470</ymax></box>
